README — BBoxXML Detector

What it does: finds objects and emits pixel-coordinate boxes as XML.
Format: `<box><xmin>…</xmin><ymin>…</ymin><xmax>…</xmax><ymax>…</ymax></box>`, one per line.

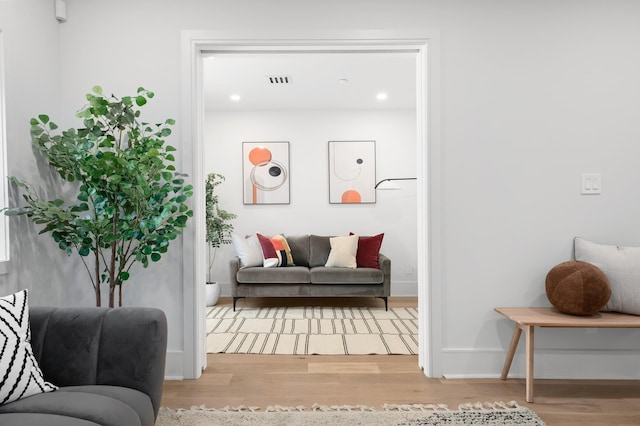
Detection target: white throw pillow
<box><xmin>325</xmin><ymin>235</ymin><xmax>358</xmax><ymax>268</ymax></box>
<box><xmin>0</xmin><ymin>289</ymin><xmax>57</xmax><ymax>405</ymax></box>
<box><xmin>231</xmin><ymin>234</ymin><xmax>263</xmax><ymax>268</ymax></box>
<box><xmin>574</xmin><ymin>237</ymin><xmax>640</xmax><ymax>315</ymax></box>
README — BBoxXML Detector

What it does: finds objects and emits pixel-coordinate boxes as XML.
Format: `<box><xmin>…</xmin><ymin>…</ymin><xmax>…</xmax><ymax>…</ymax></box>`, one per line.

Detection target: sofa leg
<box><xmin>378</xmin><ymin>297</ymin><xmax>388</xmax><ymax>311</ymax></box>
<box><xmin>233</xmin><ymin>297</ymin><xmax>244</xmax><ymax>311</ymax></box>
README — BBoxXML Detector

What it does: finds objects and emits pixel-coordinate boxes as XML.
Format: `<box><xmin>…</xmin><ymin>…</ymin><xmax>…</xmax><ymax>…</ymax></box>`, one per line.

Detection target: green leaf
<box><xmin>151</xmin><ymin>253</ymin><xmax>161</xmax><ymax>262</ymax></box>
<box><xmin>38</xmin><ymin>114</ymin><xmax>49</xmax><ymax>124</ymax></box>
<box><xmin>92</xmin><ymin>85</ymin><xmax>103</xmax><ymax>94</ymax></box>
<box><xmin>135</xmin><ymin>96</ymin><xmax>147</xmax><ymax>106</ymax></box>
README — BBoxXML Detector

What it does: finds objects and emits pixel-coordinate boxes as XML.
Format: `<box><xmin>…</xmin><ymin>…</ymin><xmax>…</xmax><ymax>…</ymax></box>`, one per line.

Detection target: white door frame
<box><xmin>180</xmin><ymin>30</ymin><xmax>442</xmax><ymax>379</ymax></box>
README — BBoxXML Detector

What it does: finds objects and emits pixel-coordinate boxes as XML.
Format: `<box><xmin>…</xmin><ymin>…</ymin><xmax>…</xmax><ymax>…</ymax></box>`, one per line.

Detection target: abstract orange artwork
<box><xmin>242</xmin><ymin>142</ymin><xmax>290</xmax><ymax>204</ymax></box>
<box><xmin>328</xmin><ymin>140</ymin><xmax>376</xmax><ymax>204</ymax></box>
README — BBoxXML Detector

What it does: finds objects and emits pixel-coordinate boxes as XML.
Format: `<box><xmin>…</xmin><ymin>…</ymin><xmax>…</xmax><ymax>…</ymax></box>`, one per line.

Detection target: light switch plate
<box><xmin>581</xmin><ymin>173</ymin><xmax>601</xmax><ymax>195</ymax></box>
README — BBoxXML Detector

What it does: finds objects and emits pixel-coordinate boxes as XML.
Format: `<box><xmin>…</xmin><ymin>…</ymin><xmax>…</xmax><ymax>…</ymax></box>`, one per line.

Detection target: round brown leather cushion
<box><xmin>545</xmin><ymin>260</ymin><xmax>611</xmax><ymax>316</ymax></box>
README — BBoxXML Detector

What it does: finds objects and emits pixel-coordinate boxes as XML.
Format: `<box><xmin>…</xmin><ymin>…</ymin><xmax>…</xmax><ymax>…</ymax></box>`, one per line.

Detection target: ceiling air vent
<box><xmin>267</xmin><ymin>75</ymin><xmax>292</xmax><ymax>84</ymax></box>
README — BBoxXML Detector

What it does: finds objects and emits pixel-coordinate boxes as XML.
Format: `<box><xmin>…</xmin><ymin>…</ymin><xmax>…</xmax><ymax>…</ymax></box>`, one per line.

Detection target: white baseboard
<box><xmin>164</xmin><ymin>350</ymin><xmax>184</xmax><ymax>380</ymax></box>
<box><xmin>440</xmin><ymin>347</ymin><xmax>640</xmax><ymax>379</ymax></box>
<box><xmin>391</xmin><ymin>280</ymin><xmax>418</xmax><ymax>296</ymax></box>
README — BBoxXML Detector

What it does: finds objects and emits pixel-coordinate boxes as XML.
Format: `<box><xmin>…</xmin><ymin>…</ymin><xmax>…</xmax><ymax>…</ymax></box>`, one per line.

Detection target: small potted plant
<box><xmin>205</xmin><ymin>172</ymin><xmax>236</xmax><ymax>306</ymax></box>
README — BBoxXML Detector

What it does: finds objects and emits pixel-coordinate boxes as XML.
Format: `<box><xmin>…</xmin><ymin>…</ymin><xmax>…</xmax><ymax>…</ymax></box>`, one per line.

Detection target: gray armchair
<box><xmin>0</xmin><ymin>306</ymin><xmax>167</xmax><ymax>426</ymax></box>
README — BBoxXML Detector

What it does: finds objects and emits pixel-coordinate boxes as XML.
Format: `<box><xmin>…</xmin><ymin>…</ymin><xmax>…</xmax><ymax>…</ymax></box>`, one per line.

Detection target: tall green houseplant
<box><xmin>205</xmin><ymin>173</ymin><xmax>236</xmax><ymax>283</ymax></box>
<box><xmin>5</xmin><ymin>86</ymin><xmax>193</xmax><ymax>307</ymax></box>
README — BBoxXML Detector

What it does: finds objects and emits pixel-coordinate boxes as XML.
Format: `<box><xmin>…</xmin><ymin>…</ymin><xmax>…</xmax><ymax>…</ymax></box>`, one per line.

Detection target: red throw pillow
<box><xmin>350</xmin><ymin>232</ymin><xmax>384</xmax><ymax>268</ymax></box>
<box><xmin>256</xmin><ymin>233</ymin><xmax>279</xmax><ymax>267</ymax></box>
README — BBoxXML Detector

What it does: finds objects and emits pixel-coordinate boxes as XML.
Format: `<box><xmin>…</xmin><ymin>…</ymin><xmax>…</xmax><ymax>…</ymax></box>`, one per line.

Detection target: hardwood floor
<box><xmin>161</xmin><ymin>297</ymin><xmax>640</xmax><ymax>425</ymax></box>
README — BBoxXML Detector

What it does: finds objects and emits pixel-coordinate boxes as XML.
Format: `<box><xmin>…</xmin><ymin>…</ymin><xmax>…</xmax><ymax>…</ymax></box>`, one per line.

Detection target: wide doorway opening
<box><xmin>181</xmin><ymin>34</ymin><xmax>436</xmax><ymax>379</ymax></box>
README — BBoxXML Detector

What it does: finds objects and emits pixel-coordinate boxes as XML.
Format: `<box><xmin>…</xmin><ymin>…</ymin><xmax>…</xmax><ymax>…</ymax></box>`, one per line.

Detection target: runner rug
<box><xmin>206</xmin><ymin>306</ymin><xmax>418</xmax><ymax>355</ymax></box>
<box><xmin>157</xmin><ymin>401</ymin><xmax>546</xmax><ymax>426</ymax></box>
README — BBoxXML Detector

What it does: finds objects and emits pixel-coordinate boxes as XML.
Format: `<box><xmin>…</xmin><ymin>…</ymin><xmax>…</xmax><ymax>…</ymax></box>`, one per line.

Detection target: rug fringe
<box><xmin>164</xmin><ymin>400</ymin><xmax>522</xmax><ymax>413</ymax></box>
<box><xmin>310</xmin><ymin>404</ymin><xmax>377</xmax><ymax>412</ymax></box>
<box><xmin>458</xmin><ymin>400</ymin><xmax>519</xmax><ymax>411</ymax></box>
<box><xmin>383</xmin><ymin>403</ymin><xmax>450</xmax><ymax>411</ymax></box>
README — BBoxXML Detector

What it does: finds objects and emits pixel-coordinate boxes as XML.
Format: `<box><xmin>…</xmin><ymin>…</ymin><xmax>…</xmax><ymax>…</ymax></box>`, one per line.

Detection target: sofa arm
<box><xmin>229</xmin><ymin>256</ymin><xmax>241</xmax><ymax>294</ymax></box>
<box><xmin>29</xmin><ymin>306</ymin><xmax>167</xmax><ymax>419</ymax></box>
<box><xmin>379</xmin><ymin>253</ymin><xmax>391</xmax><ymax>296</ymax></box>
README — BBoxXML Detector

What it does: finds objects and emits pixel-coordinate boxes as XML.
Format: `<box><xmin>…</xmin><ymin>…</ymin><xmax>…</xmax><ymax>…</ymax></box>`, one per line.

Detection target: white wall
<box><xmin>205</xmin><ymin>109</ymin><xmax>417</xmax><ymax>296</ymax></box>
<box><xmin>0</xmin><ymin>0</ymin><xmax>60</xmax><ymax>297</ymax></box>
<box><xmin>1</xmin><ymin>0</ymin><xmax>640</xmax><ymax>380</ymax></box>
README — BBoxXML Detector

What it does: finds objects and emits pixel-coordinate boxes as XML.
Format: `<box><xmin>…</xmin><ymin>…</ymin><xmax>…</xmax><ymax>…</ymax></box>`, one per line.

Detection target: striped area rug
<box><xmin>206</xmin><ymin>306</ymin><xmax>418</xmax><ymax>355</ymax></box>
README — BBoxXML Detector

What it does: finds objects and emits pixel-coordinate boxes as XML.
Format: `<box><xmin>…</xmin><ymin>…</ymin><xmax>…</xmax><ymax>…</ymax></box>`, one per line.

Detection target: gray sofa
<box><xmin>0</xmin><ymin>306</ymin><xmax>167</xmax><ymax>426</ymax></box>
<box><xmin>230</xmin><ymin>234</ymin><xmax>390</xmax><ymax>311</ymax></box>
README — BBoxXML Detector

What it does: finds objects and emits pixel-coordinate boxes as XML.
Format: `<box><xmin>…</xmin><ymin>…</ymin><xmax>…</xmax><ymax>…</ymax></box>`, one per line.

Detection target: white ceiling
<box><xmin>203</xmin><ymin>51</ymin><xmax>417</xmax><ymax>111</ymax></box>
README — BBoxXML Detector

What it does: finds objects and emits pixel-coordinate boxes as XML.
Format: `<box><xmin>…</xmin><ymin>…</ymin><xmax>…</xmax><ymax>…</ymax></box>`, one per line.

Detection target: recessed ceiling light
<box><xmin>338</xmin><ymin>78</ymin><xmax>349</xmax><ymax>84</ymax></box>
<box><xmin>376</xmin><ymin>92</ymin><xmax>388</xmax><ymax>100</ymax></box>
<box><xmin>230</xmin><ymin>94</ymin><xmax>241</xmax><ymax>102</ymax></box>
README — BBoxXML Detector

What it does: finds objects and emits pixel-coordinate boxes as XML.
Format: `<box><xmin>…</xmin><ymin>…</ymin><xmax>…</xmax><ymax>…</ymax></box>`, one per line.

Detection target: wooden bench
<box><xmin>494</xmin><ymin>307</ymin><xmax>640</xmax><ymax>402</ymax></box>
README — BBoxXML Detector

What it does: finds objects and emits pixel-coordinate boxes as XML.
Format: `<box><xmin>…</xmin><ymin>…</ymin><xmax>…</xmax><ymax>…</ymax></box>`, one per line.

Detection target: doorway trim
<box><xmin>180</xmin><ymin>30</ymin><xmax>441</xmax><ymax>379</ymax></box>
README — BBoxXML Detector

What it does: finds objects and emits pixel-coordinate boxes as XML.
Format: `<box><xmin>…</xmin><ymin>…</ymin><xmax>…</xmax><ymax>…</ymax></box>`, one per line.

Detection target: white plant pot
<box><xmin>205</xmin><ymin>282</ymin><xmax>221</xmax><ymax>306</ymax></box>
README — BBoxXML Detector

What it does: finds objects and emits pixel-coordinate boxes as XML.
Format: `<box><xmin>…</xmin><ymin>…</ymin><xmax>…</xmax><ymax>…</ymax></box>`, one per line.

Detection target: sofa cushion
<box><xmin>285</xmin><ymin>235</ymin><xmax>310</xmax><ymax>267</ymax></box>
<box><xmin>325</xmin><ymin>235</ymin><xmax>358</xmax><ymax>268</ymax></box>
<box><xmin>0</xmin><ymin>386</ymin><xmax>147</xmax><ymax>426</ymax></box>
<box><xmin>545</xmin><ymin>260</ymin><xmax>611</xmax><ymax>316</ymax></box>
<box><xmin>310</xmin><ymin>267</ymin><xmax>385</xmax><ymax>284</ymax></box>
<box><xmin>351</xmin><ymin>233</ymin><xmax>385</xmax><ymax>269</ymax></box>
<box><xmin>36</xmin><ymin>308</ymin><xmax>109</xmax><ymax>387</ymax></box>
<box><xmin>231</xmin><ymin>234</ymin><xmax>263</xmax><ymax>268</ymax></box>
<box><xmin>237</xmin><ymin>266</ymin><xmax>311</xmax><ymax>284</ymax></box>
<box><xmin>309</xmin><ymin>235</ymin><xmax>332</xmax><ymax>267</ymax></box>
<box><xmin>0</xmin><ymin>413</ymin><xmax>101</xmax><ymax>426</ymax></box>
<box><xmin>0</xmin><ymin>290</ymin><xmax>57</xmax><ymax>406</ymax></box>
<box><xmin>574</xmin><ymin>237</ymin><xmax>640</xmax><ymax>315</ymax></box>
<box><xmin>270</xmin><ymin>234</ymin><xmax>295</xmax><ymax>266</ymax></box>
<box><xmin>256</xmin><ymin>233</ymin><xmax>281</xmax><ymax>267</ymax></box>
<box><xmin>28</xmin><ymin>307</ymin><xmax>167</xmax><ymax>419</ymax></box>
<box><xmin>257</xmin><ymin>233</ymin><xmax>295</xmax><ymax>267</ymax></box>
<box><xmin>58</xmin><ymin>386</ymin><xmax>154</xmax><ymax>426</ymax></box>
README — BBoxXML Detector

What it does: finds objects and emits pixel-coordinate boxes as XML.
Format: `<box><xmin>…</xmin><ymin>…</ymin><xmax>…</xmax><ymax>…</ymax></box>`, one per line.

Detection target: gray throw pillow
<box><xmin>574</xmin><ymin>237</ymin><xmax>640</xmax><ymax>315</ymax></box>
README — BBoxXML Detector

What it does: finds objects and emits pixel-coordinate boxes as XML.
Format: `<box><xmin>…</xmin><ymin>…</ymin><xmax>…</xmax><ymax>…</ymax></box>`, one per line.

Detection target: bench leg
<box><xmin>501</xmin><ymin>324</ymin><xmax>523</xmax><ymax>380</ymax></box>
<box><xmin>525</xmin><ymin>325</ymin><xmax>534</xmax><ymax>403</ymax></box>
<box><xmin>500</xmin><ymin>323</ymin><xmax>536</xmax><ymax>403</ymax></box>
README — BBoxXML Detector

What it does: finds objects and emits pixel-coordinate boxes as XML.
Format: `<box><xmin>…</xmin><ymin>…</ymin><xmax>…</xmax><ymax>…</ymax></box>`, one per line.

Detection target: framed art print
<box><xmin>242</xmin><ymin>142</ymin><xmax>290</xmax><ymax>205</ymax></box>
<box><xmin>328</xmin><ymin>140</ymin><xmax>376</xmax><ymax>204</ymax></box>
